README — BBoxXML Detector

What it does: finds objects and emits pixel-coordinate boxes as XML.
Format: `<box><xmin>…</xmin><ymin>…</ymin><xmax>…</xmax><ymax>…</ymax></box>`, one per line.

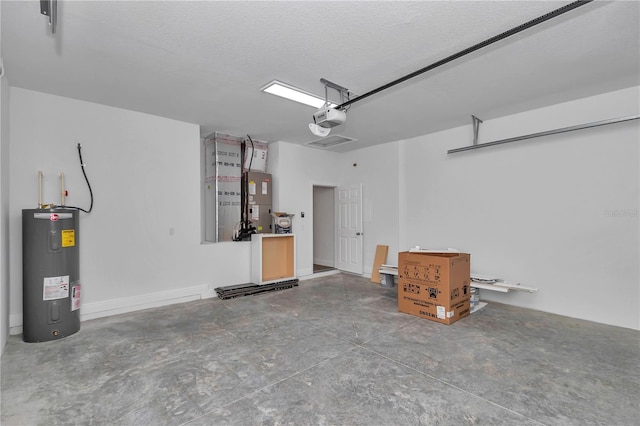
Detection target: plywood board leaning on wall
<box><xmin>371</xmin><ymin>245</ymin><xmax>389</xmax><ymax>283</ymax></box>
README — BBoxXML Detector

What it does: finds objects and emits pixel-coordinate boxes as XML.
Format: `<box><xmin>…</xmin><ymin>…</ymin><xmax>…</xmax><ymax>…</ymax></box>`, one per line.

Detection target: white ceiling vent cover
<box><xmin>305</xmin><ymin>135</ymin><xmax>357</xmax><ymax>149</ymax></box>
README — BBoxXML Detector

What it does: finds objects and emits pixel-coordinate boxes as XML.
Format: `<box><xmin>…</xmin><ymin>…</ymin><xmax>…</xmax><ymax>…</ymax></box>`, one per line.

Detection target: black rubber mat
<box><xmin>215</xmin><ymin>279</ymin><xmax>299</xmax><ymax>299</ymax></box>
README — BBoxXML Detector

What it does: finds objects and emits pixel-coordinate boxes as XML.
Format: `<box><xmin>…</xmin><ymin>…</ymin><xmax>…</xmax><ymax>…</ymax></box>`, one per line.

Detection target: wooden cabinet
<box><xmin>251</xmin><ymin>234</ymin><xmax>296</xmax><ymax>284</ymax></box>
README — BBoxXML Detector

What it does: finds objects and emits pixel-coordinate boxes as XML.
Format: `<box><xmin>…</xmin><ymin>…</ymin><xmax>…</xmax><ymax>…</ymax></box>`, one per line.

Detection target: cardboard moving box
<box><xmin>398</xmin><ymin>251</ymin><xmax>471</xmax><ymax>325</ymax></box>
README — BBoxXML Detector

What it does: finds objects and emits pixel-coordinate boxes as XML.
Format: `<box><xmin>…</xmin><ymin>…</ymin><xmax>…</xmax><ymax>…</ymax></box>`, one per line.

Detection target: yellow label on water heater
<box><xmin>61</xmin><ymin>230</ymin><xmax>75</xmax><ymax>247</ymax></box>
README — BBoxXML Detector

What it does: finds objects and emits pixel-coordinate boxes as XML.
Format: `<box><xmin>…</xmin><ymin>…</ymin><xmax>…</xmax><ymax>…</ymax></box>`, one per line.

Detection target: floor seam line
<box><xmin>354</xmin><ymin>344</ymin><xmax>548</xmax><ymax>426</ymax></box>
<box><xmin>179</xmin><ymin>345</ymin><xmax>360</xmax><ymax>426</ymax></box>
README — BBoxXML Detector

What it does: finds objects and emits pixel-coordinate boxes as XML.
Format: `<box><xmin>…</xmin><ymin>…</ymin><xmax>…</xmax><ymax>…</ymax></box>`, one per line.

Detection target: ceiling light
<box><xmin>261</xmin><ymin>80</ymin><xmax>336</xmax><ymax>109</ymax></box>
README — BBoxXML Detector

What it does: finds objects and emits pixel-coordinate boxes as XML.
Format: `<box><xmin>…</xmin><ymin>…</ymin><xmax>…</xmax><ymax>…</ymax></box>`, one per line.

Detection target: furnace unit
<box><xmin>243</xmin><ymin>171</ymin><xmax>272</xmax><ymax>233</ymax></box>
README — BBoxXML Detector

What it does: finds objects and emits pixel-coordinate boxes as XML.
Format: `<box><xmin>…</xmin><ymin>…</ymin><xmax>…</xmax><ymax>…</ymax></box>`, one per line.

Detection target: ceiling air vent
<box><xmin>305</xmin><ymin>135</ymin><xmax>357</xmax><ymax>150</ymax></box>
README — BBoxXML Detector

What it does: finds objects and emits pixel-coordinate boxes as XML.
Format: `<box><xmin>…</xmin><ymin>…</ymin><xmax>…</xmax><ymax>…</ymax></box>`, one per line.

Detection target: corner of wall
<box><xmin>0</xmin><ymin>67</ymin><xmax>10</xmax><ymax>356</ymax></box>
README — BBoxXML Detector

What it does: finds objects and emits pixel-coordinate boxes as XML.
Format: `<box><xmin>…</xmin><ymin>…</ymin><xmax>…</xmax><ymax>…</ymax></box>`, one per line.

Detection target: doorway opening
<box><xmin>312</xmin><ymin>185</ymin><xmax>336</xmax><ymax>273</ymax></box>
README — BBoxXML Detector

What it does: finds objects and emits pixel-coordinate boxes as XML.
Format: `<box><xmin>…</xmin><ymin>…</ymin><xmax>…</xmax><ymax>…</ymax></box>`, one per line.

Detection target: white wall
<box><xmin>6</xmin><ymin>84</ymin><xmax>636</xmax><ymax>335</ymax></box>
<box><xmin>0</xmin><ymin>2</ymin><xmax>10</xmax><ymax>354</ymax></box>
<box><xmin>341</xmin><ymin>142</ymin><xmax>401</xmax><ymax>272</ymax></box>
<box><xmin>400</xmin><ymin>86</ymin><xmax>639</xmax><ymax>330</ymax></box>
<box><xmin>8</xmin><ymin>88</ymin><xmax>250</xmax><ymax>334</ymax></box>
<box><xmin>269</xmin><ymin>140</ymin><xmax>402</xmax><ymax>279</ymax></box>
<box><xmin>268</xmin><ymin>142</ymin><xmax>342</xmax><ymax>276</ymax></box>
<box><xmin>313</xmin><ymin>186</ymin><xmax>335</xmax><ymax>267</ymax></box>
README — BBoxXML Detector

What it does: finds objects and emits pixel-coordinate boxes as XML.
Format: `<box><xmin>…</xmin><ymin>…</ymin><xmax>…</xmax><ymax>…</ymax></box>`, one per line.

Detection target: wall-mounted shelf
<box><xmin>448</xmin><ymin>115</ymin><xmax>640</xmax><ymax>154</ymax></box>
<box><xmin>471</xmin><ymin>282</ymin><xmax>510</xmax><ymax>293</ymax></box>
<box><xmin>470</xmin><ymin>274</ymin><xmax>538</xmax><ymax>293</ymax></box>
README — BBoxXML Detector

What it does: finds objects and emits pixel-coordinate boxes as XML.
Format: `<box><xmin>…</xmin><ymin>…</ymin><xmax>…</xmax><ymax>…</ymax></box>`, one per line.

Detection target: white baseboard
<box><xmin>80</xmin><ymin>284</ymin><xmax>212</xmax><ymax>322</ymax></box>
<box><xmin>299</xmin><ymin>269</ymin><xmax>341</xmax><ymax>280</ymax></box>
<box><xmin>9</xmin><ymin>284</ymin><xmax>215</xmax><ymax>336</ymax></box>
<box><xmin>297</xmin><ymin>267</ymin><xmax>313</xmax><ymax>277</ymax></box>
<box><xmin>9</xmin><ymin>314</ymin><xmax>22</xmax><ymax>335</ymax></box>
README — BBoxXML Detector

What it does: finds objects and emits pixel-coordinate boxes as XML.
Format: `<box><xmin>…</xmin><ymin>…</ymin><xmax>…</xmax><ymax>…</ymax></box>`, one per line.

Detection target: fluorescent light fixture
<box><xmin>261</xmin><ymin>80</ymin><xmax>336</xmax><ymax>108</ymax></box>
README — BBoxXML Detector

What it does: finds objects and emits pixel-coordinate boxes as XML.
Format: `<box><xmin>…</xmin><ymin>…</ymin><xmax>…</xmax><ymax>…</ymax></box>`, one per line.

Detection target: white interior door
<box><xmin>336</xmin><ymin>184</ymin><xmax>363</xmax><ymax>274</ymax></box>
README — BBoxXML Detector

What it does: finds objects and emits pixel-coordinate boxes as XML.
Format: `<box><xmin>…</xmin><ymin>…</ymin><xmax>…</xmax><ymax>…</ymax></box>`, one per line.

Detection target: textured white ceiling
<box><xmin>2</xmin><ymin>1</ymin><xmax>638</xmax><ymax>152</ymax></box>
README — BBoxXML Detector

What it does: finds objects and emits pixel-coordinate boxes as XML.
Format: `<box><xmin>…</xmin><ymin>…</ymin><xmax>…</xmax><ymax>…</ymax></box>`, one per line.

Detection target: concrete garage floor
<box><xmin>1</xmin><ymin>273</ymin><xmax>639</xmax><ymax>425</ymax></box>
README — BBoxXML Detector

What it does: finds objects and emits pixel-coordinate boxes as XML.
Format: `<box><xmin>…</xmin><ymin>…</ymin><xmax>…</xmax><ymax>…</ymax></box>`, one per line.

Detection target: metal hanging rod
<box><xmin>40</xmin><ymin>0</ymin><xmax>58</xmax><ymax>34</ymax></box>
<box><xmin>447</xmin><ymin>115</ymin><xmax>640</xmax><ymax>154</ymax></box>
<box><xmin>334</xmin><ymin>0</ymin><xmax>593</xmax><ymax>111</ymax></box>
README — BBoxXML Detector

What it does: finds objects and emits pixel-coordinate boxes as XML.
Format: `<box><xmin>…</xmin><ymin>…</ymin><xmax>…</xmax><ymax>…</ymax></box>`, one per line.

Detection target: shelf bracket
<box><xmin>472</xmin><ymin>115</ymin><xmax>483</xmax><ymax>145</ymax></box>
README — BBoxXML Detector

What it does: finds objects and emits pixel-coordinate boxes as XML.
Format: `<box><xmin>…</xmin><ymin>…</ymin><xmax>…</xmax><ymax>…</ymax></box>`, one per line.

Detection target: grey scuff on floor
<box><xmin>1</xmin><ymin>273</ymin><xmax>638</xmax><ymax>425</ymax></box>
